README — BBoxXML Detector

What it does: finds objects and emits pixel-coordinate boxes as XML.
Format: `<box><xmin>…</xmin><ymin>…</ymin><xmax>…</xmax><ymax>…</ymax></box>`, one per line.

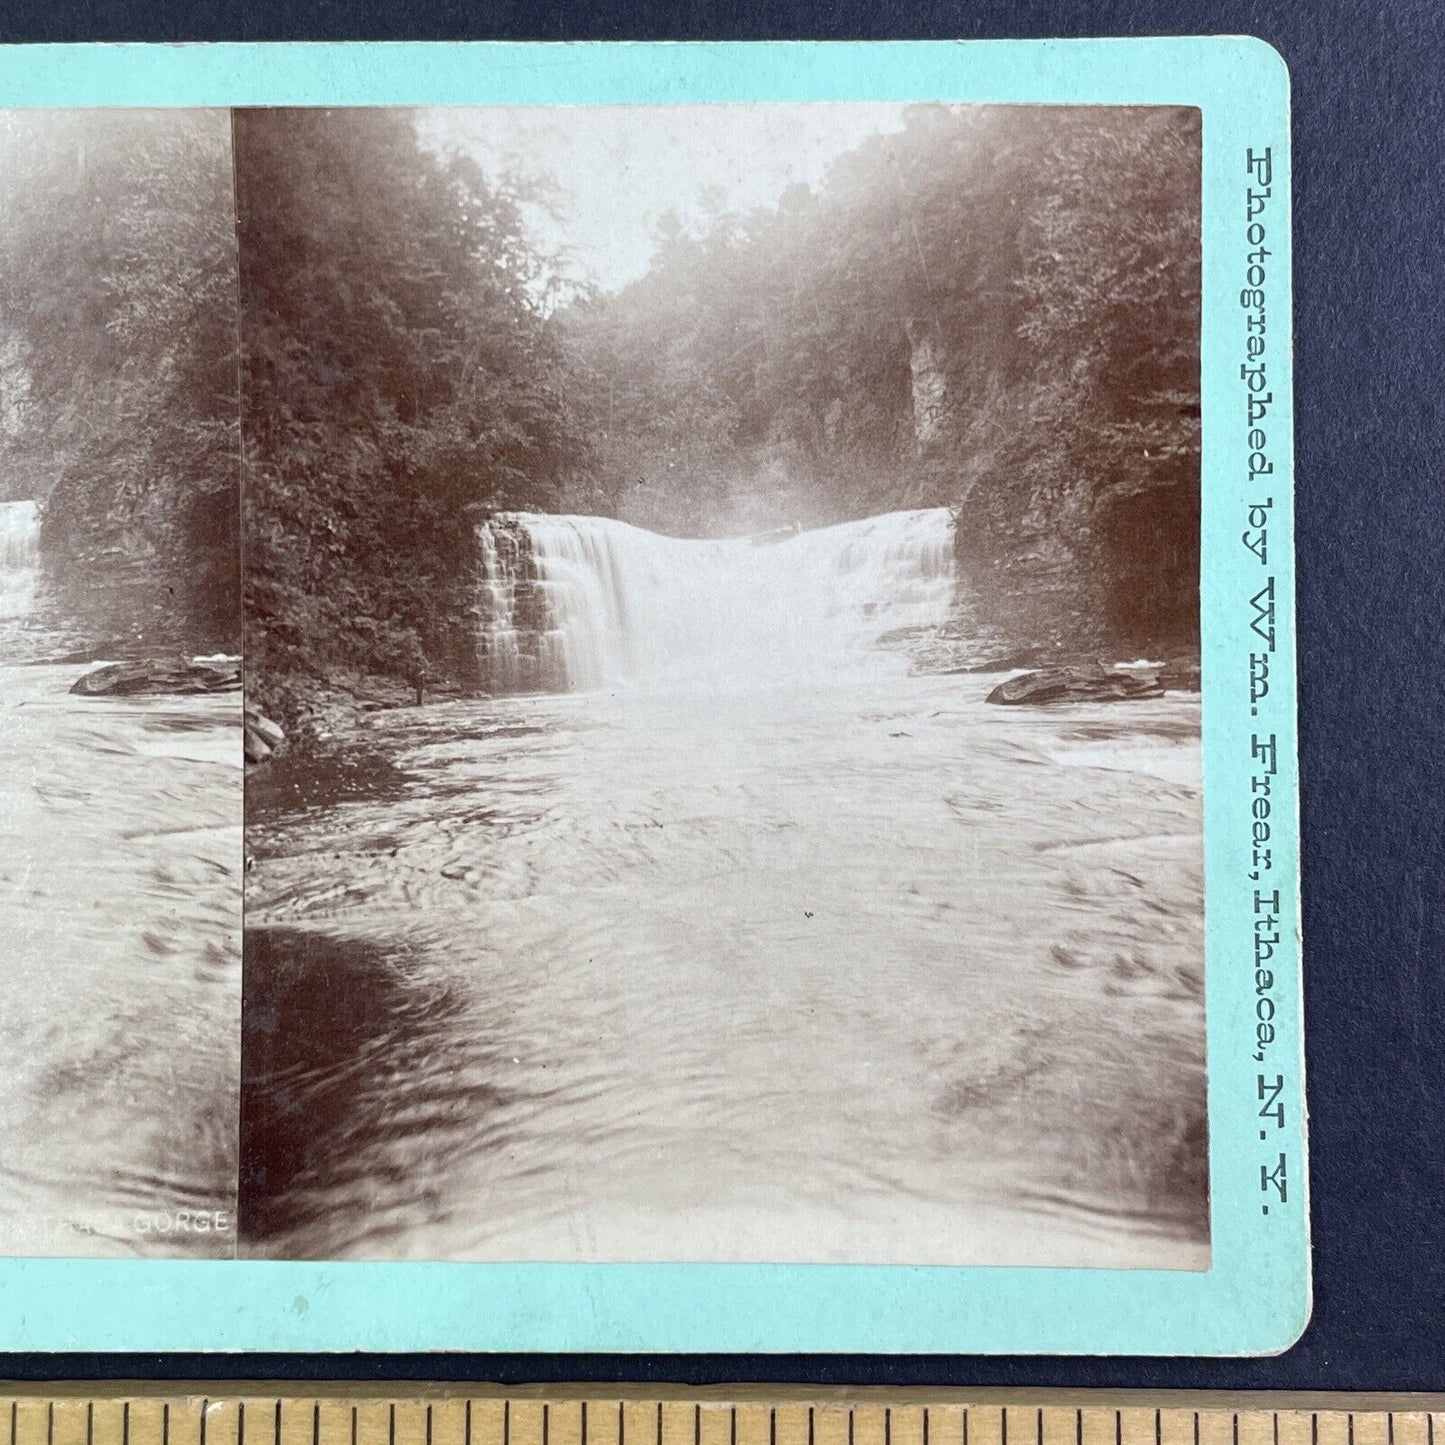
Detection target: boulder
<box><xmin>986</xmin><ymin>663</ymin><xmax>1165</xmax><ymax>706</ymax></box>
<box><xmin>244</xmin><ymin>704</ymin><xmax>287</xmax><ymax>764</ymax></box>
<box><xmin>69</xmin><ymin>658</ymin><xmax>241</xmax><ymax>697</ymax></box>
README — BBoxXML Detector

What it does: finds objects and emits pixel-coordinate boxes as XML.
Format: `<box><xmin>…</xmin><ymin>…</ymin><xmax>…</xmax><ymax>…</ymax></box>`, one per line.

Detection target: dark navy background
<box><xmin>2</xmin><ymin>0</ymin><xmax>1441</xmax><ymax>1390</ymax></box>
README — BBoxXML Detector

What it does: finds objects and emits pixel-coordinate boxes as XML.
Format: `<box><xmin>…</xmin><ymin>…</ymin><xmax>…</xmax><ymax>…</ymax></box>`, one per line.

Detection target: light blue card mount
<box><xmin>0</xmin><ymin>37</ymin><xmax>1303</xmax><ymax>1355</ymax></box>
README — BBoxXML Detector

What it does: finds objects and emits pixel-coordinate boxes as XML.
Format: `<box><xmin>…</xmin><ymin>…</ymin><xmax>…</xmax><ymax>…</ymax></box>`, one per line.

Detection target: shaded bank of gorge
<box><xmin>0</xmin><ymin>110</ymin><xmax>241</xmax><ymax>657</ymax></box>
<box><xmin>575</xmin><ymin>104</ymin><xmax>1202</xmax><ymax>659</ymax></box>
<box><xmin>237</xmin><ymin>105</ymin><xmax>1201</xmax><ymax>726</ymax></box>
<box><xmin>235</xmin><ymin>107</ymin><xmax>595</xmax><ymax>724</ymax></box>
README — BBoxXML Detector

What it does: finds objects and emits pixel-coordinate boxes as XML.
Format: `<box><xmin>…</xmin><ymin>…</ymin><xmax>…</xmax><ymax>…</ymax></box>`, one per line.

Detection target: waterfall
<box><xmin>476</xmin><ymin>507</ymin><xmax>956</xmax><ymax>693</ymax></box>
<box><xmin>0</xmin><ymin>500</ymin><xmax>40</xmax><ymax>619</ymax></box>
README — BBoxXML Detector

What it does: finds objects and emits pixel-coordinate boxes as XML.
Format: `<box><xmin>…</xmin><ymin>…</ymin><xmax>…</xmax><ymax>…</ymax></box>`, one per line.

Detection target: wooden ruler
<box><xmin>0</xmin><ymin>1394</ymin><xmax>1441</xmax><ymax>1445</ymax></box>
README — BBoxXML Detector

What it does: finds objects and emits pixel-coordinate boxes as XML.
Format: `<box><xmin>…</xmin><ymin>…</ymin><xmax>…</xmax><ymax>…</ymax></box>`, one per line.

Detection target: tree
<box><xmin>0</xmin><ymin>108</ymin><xmax>241</xmax><ymax>648</ymax></box>
<box><xmin>235</xmin><ymin>108</ymin><xmax>594</xmax><ymax>716</ymax></box>
<box><xmin>560</xmin><ymin>104</ymin><xmax>1201</xmax><ymax>648</ymax></box>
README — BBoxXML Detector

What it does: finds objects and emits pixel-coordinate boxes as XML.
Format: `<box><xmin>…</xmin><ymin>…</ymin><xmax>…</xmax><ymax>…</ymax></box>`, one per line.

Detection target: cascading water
<box><xmin>0</xmin><ymin>500</ymin><xmax>41</xmax><ymax>619</ymax></box>
<box><xmin>475</xmin><ymin>507</ymin><xmax>957</xmax><ymax>693</ymax></box>
<box><xmin>254</xmin><ymin>499</ymin><xmax>1207</xmax><ymax>1267</ymax></box>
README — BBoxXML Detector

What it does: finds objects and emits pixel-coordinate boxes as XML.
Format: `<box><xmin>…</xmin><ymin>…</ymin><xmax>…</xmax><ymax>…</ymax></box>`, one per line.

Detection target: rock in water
<box><xmin>69</xmin><ymin>658</ymin><xmax>242</xmax><ymax>697</ymax></box>
<box><xmin>244</xmin><ymin>704</ymin><xmax>287</xmax><ymax>764</ymax></box>
<box><xmin>986</xmin><ymin>664</ymin><xmax>1165</xmax><ymax>706</ymax></box>
<box><xmin>246</xmin><ymin>707</ymin><xmax>285</xmax><ymax>748</ymax></box>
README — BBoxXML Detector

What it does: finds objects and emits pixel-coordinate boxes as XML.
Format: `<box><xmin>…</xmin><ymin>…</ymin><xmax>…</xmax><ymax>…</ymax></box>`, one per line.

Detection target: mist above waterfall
<box><xmin>476</xmin><ymin>507</ymin><xmax>956</xmax><ymax>694</ymax></box>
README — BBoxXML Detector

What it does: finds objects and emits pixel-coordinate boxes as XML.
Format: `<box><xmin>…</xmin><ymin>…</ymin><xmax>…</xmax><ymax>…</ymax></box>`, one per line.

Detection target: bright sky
<box><xmin>423</xmin><ymin>104</ymin><xmax>910</xmax><ymax>294</ymax></box>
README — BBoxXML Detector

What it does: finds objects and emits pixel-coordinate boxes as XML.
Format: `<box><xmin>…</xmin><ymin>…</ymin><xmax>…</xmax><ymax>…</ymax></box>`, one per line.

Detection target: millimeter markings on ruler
<box><xmin>0</xmin><ymin>1395</ymin><xmax>1442</xmax><ymax>1445</ymax></box>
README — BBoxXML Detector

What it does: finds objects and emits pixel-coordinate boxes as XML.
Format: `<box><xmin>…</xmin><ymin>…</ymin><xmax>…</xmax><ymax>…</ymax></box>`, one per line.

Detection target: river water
<box><xmin>244</xmin><ymin>511</ymin><xmax>1207</xmax><ymax>1268</ymax></box>
<box><xmin>0</xmin><ymin>502</ymin><xmax>242</xmax><ymax>1257</ymax></box>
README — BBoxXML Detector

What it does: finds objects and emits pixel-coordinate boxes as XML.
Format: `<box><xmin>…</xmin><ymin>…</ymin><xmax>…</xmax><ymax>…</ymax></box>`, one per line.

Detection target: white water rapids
<box><xmin>476</xmin><ymin>507</ymin><xmax>956</xmax><ymax>693</ymax></box>
<box><xmin>0</xmin><ymin>500</ymin><xmax>40</xmax><ymax>619</ymax></box>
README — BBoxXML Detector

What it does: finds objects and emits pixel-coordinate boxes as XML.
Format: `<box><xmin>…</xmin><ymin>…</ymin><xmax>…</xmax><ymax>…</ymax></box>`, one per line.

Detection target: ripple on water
<box><xmin>242</xmin><ymin>673</ymin><xmax>1207</xmax><ymax>1267</ymax></box>
<box><xmin>240</xmin><ymin>926</ymin><xmax>524</xmax><ymax>1259</ymax></box>
<box><xmin>0</xmin><ymin>661</ymin><xmax>240</xmax><ymax>1257</ymax></box>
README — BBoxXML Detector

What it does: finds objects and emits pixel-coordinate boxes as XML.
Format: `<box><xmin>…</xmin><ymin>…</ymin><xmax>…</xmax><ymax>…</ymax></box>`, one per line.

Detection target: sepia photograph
<box><xmin>237</xmin><ymin>101</ymin><xmax>1207</xmax><ymax>1268</ymax></box>
<box><xmin>0</xmin><ymin>110</ymin><xmax>243</xmax><ymax>1256</ymax></box>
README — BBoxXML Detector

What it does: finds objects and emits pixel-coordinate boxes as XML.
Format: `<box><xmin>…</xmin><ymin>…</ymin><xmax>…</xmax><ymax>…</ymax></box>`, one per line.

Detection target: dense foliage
<box><xmin>235</xmin><ymin>108</ymin><xmax>596</xmax><ymax>716</ymax></box>
<box><xmin>2</xmin><ymin>102</ymin><xmax>1200</xmax><ymax>686</ymax></box>
<box><xmin>0</xmin><ymin>109</ymin><xmax>241</xmax><ymax>649</ymax></box>
<box><xmin>571</xmin><ymin>105</ymin><xmax>1202</xmax><ymax>647</ymax></box>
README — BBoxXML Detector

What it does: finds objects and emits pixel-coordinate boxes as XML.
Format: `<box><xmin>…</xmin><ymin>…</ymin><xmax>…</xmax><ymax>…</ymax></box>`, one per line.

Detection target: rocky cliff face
<box><xmin>954</xmin><ymin>459</ymin><xmax>1200</xmax><ymax>660</ymax></box>
<box><xmin>905</xmin><ymin>320</ymin><xmax>950</xmax><ymax>451</ymax></box>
